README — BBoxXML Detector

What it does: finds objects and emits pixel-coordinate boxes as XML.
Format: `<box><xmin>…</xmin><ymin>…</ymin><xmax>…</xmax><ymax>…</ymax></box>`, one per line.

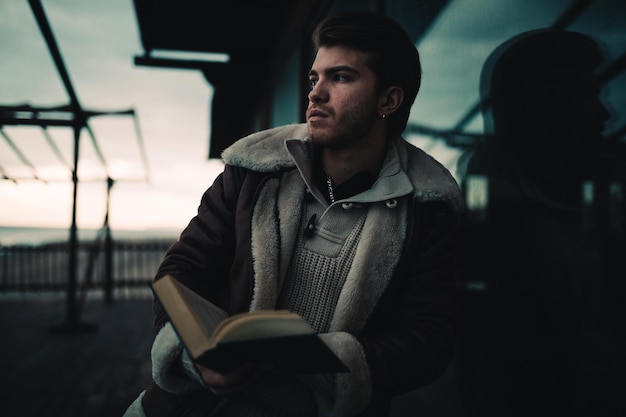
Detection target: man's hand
<box><xmin>196</xmin><ymin>362</ymin><xmax>275</xmax><ymax>396</ymax></box>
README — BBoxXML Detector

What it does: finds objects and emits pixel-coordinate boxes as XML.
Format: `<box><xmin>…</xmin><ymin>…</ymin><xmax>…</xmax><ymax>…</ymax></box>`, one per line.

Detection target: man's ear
<box><xmin>379</xmin><ymin>86</ymin><xmax>404</xmax><ymax>116</ymax></box>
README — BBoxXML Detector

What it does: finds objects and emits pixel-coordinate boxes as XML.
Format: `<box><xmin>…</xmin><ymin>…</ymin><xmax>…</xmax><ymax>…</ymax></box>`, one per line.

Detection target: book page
<box><xmin>215</xmin><ymin>311</ymin><xmax>314</xmax><ymax>342</ymax></box>
<box><xmin>171</xmin><ymin>278</ymin><xmax>230</xmax><ymax>333</ymax></box>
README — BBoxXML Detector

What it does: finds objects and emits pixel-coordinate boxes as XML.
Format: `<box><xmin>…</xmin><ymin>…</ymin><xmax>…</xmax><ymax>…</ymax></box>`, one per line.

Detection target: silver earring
<box><xmin>381</xmin><ymin>113</ymin><xmax>386</xmax><ymax>119</ymax></box>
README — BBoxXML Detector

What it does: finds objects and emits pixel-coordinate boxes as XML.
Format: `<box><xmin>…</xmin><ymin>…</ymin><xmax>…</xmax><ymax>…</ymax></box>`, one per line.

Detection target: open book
<box><xmin>152</xmin><ymin>275</ymin><xmax>349</xmax><ymax>375</ymax></box>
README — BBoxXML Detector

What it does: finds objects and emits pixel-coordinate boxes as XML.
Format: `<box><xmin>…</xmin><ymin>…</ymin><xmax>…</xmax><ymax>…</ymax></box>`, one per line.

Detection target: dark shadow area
<box><xmin>455</xmin><ymin>29</ymin><xmax>626</xmax><ymax>417</ymax></box>
<box><xmin>0</xmin><ymin>296</ymin><xmax>154</xmax><ymax>417</ymax></box>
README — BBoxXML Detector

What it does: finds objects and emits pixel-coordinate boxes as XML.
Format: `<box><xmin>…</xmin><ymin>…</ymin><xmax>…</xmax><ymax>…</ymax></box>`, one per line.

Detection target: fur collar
<box><xmin>222</xmin><ymin>123</ymin><xmax>463</xmax><ymax>213</ymax></box>
<box><xmin>221</xmin><ymin>123</ymin><xmax>307</xmax><ymax>171</ymax></box>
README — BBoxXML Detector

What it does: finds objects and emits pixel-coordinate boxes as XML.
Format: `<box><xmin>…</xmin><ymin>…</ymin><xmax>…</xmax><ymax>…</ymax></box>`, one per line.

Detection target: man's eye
<box><xmin>335</xmin><ymin>74</ymin><xmax>349</xmax><ymax>82</ymax></box>
<box><xmin>309</xmin><ymin>78</ymin><xmax>318</xmax><ymax>88</ymax></box>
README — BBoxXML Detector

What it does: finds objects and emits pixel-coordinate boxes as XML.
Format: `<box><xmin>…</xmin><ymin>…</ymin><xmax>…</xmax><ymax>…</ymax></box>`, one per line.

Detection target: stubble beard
<box><xmin>308</xmin><ymin>105</ymin><xmax>379</xmax><ymax>151</ymax></box>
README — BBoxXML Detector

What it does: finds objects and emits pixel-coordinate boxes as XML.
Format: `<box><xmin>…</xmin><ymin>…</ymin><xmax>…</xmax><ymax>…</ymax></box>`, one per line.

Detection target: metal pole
<box><xmin>28</xmin><ymin>0</ymin><xmax>96</xmax><ymax>333</ymax></box>
<box><xmin>66</xmin><ymin>126</ymin><xmax>80</xmax><ymax>326</ymax></box>
<box><xmin>105</xmin><ymin>177</ymin><xmax>114</xmax><ymax>302</ymax></box>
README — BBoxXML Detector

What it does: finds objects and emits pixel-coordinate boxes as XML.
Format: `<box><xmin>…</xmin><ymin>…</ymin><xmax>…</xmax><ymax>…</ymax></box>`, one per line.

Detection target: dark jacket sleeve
<box><xmin>151</xmin><ymin>164</ymin><xmax>246</xmax><ymax>331</ymax></box>
<box><xmin>359</xmin><ymin>200</ymin><xmax>461</xmax><ymax>397</ymax></box>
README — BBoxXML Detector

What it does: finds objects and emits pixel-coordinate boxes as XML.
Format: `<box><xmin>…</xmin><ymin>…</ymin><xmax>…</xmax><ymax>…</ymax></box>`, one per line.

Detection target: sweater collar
<box><xmin>285</xmin><ymin>137</ymin><xmax>415</xmax><ymax>204</ymax></box>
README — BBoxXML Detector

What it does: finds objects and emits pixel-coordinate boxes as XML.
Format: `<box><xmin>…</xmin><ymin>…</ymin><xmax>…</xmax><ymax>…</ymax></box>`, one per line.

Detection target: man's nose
<box><xmin>308</xmin><ymin>82</ymin><xmax>327</xmax><ymax>103</ymax></box>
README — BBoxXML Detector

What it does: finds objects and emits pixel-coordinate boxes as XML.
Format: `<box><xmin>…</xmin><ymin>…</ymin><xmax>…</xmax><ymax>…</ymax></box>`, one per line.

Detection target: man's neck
<box><xmin>321</xmin><ymin>133</ymin><xmax>388</xmax><ymax>185</ymax></box>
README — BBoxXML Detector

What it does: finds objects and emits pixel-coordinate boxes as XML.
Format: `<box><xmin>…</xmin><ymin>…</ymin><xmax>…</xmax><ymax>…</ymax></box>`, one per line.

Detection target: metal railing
<box><xmin>0</xmin><ymin>238</ymin><xmax>174</xmax><ymax>297</ymax></box>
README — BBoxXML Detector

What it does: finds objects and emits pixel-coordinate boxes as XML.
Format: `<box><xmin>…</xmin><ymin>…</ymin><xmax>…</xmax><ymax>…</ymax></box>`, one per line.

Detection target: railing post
<box><xmin>104</xmin><ymin>177</ymin><xmax>114</xmax><ymax>303</ymax></box>
<box><xmin>105</xmin><ymin>225</ymin><xmax>113</xmax><ymax>302</ymax></box>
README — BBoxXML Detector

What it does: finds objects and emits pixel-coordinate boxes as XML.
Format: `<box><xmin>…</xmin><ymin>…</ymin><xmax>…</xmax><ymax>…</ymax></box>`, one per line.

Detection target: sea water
<box><xmin>0</xmin><ymin>226</ymin><xmax>178</xmax><ymax>246</ymax></box>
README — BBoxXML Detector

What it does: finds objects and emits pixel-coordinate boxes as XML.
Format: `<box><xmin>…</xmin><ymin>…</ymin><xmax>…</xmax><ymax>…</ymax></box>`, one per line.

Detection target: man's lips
<box><xmin>307</xmin><ymin>108</ymin><xmax>328</xmax><ymax>121</ymax></box>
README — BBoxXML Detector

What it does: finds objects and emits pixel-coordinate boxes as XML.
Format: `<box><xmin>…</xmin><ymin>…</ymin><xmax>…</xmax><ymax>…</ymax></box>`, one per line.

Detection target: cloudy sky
<box><xmin>1</xmin><ymin>0</ymin><xmax>224</xmax><ymax>233</ymax></box>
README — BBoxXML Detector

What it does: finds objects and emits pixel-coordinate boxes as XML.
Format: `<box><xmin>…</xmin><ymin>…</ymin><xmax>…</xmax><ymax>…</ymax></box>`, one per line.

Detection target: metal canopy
<box><xmin>133</xmin><ymin>1</ymin><xmax>305</xmax><ymax>55</ymax></box>
<box><xmin>132</xmin><ymin>0</ymin><xmax>335</xmax><ymax>157</ymax></box>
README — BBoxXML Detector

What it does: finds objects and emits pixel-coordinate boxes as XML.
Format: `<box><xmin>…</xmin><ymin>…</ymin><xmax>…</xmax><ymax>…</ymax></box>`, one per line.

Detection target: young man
<box><xmin>125</xmin><ymin>11</ymin><xmax>463</xmax><ymax>417</ymax></box>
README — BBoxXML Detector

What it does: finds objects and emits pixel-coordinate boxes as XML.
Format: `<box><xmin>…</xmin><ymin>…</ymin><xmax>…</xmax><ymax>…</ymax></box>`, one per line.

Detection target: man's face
<box><xmin>306</xmin><ymin>46</ymin><xmax>381</xmax><ymax>149</ymax></box>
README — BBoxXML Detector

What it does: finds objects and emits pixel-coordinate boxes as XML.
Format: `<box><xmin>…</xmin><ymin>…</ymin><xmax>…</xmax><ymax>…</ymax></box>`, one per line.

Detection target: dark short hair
<box><xmin>312</xmin><ymin>11</ymin><xmax>421</xmax><ymax>139</ymax></box>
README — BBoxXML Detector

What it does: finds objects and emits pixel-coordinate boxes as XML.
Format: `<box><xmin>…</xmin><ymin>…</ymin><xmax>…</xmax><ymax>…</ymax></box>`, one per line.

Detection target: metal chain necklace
<box><xmin>326</xmin><ymin>173</ymin><xmax>335</xmax><ymax>203</ymax></box>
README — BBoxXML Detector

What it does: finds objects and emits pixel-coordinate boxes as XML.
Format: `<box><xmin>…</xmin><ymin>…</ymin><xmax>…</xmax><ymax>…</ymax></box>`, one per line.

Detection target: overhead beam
<box><xmin>134</xmin><ymin>55</ymin><xmax>225</xmax><ymax>71</ymax></box>
<box><xmin>28</xmin><ymin>0</ymin><xmax>84</xmax><ymax>121</ymax></box>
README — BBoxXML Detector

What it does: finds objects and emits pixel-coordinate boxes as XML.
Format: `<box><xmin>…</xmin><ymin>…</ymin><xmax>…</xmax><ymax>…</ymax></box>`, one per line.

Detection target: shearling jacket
<box><xmin>128</xmin><ymin>123</ymin><xmax>464</xmax><ymax>417</ymax></box>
